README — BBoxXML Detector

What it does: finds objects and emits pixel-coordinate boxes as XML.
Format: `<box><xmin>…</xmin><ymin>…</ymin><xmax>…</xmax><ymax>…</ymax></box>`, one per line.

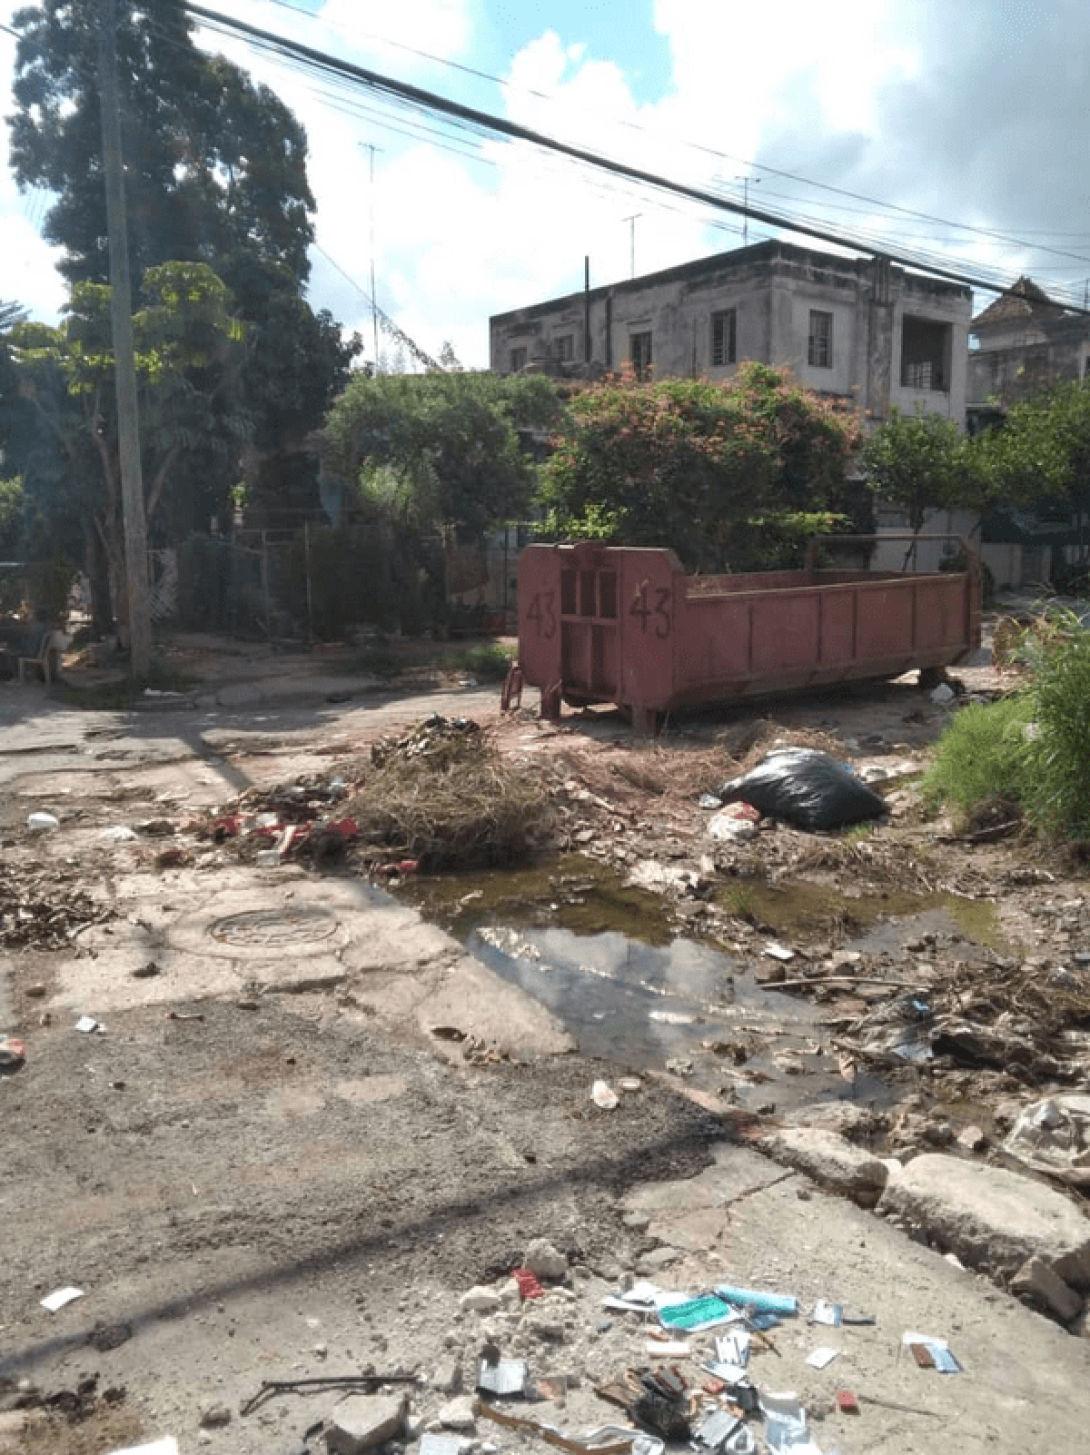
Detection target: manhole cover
<box><xmin>210</xmin><ymin>907</ymin><xmax>339</xmax><ymax>948</ymax></box>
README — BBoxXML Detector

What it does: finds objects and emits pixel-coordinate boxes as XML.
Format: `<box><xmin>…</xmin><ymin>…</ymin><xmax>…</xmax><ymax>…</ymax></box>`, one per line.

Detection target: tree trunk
<box><xmin>84</xmin><ymin>517</ymin><xmax>113</xmax><ymax>636</ymax></box>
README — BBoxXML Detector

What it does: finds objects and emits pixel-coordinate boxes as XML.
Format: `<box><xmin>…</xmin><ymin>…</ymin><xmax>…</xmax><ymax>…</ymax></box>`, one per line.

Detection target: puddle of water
<box><xmin>402</xmin><ymin>859</ymin><xmax>892</xmax><ymax>1112</ymax></box>
<box><xmin>717</xmin><ymin>880</ymin><xmax>1008</xmax><ymax>953</ymax></box>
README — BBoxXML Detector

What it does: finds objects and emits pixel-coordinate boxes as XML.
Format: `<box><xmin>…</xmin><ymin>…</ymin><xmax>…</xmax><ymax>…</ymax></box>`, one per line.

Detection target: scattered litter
<box><xmin>240</xmin><ymin>1373</ymin><xmax>418</xmax><ymax>1417</ymax></box>
<box><xmin>763</xmin><ymin>942</ymin><xmax>796</xmax><ymax>963</ymax></box>
<box><xmin>592</xmin><ymin>1080</ymin><xmax>619</xmax><ymax>1109</ymax></box>
<box><xmin>256</xmin><ymin>848</ymin><xmax>282</xmax><ymax>867</ymax></box>
<box><xmin>903</xmin><ymin>1332</ymin><xmax>960</xmax><ymax>1373</ymax></box>
<box><xmin>835</xmin><ymin>1390</ymin><xmax>859</xmax><ymax>1415</ymax></box>
<box><xmin>477</xmin><ymin>1357</ymin><xmax>531</xmax><ymax>1397</ymax></box>
<box><xmin>707</xmin><ymin>809</ymin><xmax>758</xmax><ymax>843</ymax></box>
<box><xmin>715</xmin><ymin>1284</ymin><xmax>798</xmax><ymax>1318</ymax></box>
<box><xmin>27</xmin><ymin>811</ymin><xmax>60</xmax><ymax>833</ymax></box>
<box><xmin>513</xmin><ymin>1268</ymin><xmax>544</xmax><ymax>1299</ymax></box>
<box><xmin>0</xmin><ymin>1035</ymin><xmax>26</xmax><ymax>1070</ymax></box>
<box><xmin>698</xmin><ymin>794</ymin><xmax>723</xmax><ymax>810</ymax></box>
<box><xmin>105</xmin><ymin>1441</ymin><xmax>178</xmax><ymax>1455</ymax></box>
<box><xmin>478</xmin><ymin>1399</ymin><xmax>638</xmax><ymax>1453</ymax></box>
<box><xmin>102</xmin><ymin>825</ymin><xmax>138</xmax><ymax>842</ymax></box>
<box><xmin>602</xmin><ymin>1280</ymin><xmax>661</xmax><ymax>1315</ymax></box>
<box><xmin>74</xmin><ymin>1015</ymin><xmax>105</xmax><ymax>1034</ymax></box>
<box><xmin>715</xmin><ymin>749</ymin><xmax>886</xmax><ymax>831</ymax></box>
<box><xmin>647</xmin><ymin>1339</ymin><xmax>691</xmax><ymax>1357</ymax></box>
<box><xmin>809</xmin><ymin>1300</ymin><xmax>842</xmax><ymax>1327</ymax></box>
<box><xmin>1002</xmin><ymin>1094</ymin><xmax>1090</xmax><ymax>1187</ymax></box>
<box><xmin>41</xmin><ymin>1285</ymin><xmax>84</xmax><ymax>1312</ymax></box>
<box><xmin>419</xmin><ymin>1436</ymin><xmax>466</xmax><ymax>1455</ymax></box>
<box><xmin>619</xmin><ymin>1076</ymin><xmax>642</xmax><ymax>1092</ymax></box>
<box><xmin>806</xmin><ymin>1347</ymin><xmax>839</xmax><ymax>1370</ymax></box>
<box><xmin>758</xmin><ymin>1393</ymin><xmax>818</xmax><ymax>1454</ymax></box>
<box><xmin>690</xmin><ymin>1408</ymin><xmax>755</xmax><ymax>1454</ymax></box>
<box><xmin>659</xmin><ymin>1295</ymin><xmax>736</xmax><ymax>1333</ymax></box>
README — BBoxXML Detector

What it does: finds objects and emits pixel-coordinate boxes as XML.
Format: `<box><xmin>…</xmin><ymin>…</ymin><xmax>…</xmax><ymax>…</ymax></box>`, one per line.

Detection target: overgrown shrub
<box><xmin>925</xmin><ymin>607</ymin><xmax>1090</xmax><ymax>839</ymax></box>
<box><xmin>922</xmin><ymin>694</ymin><xmax>1033</xmax><ymax>822</ymax></box>
<box><xmin>1026</xmin><ymin>609</ymin><xmax>1090</xmax><ymax>837</ymax></box>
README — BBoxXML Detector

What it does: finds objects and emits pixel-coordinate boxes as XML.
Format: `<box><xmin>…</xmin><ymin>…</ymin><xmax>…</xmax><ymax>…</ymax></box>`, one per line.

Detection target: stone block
<box><xmin>759</xmin><ymin>1127</ymin><xmax>889</xmax><ymax>1208</ymax></box>
<box><xmin>326</xmin><ymin>1392</ymin><xmax>408</xmax><ymax>1455</ymax></box>
<box><xmin>1011</xmin><ymin>1256</ymin><xmax>1084</xmax><ymax>1322</ymax></box>
<box><xmin>878</xmin><ymin>1154</ymin><xmax>1090</xmax><ymax>1289</ymax></box>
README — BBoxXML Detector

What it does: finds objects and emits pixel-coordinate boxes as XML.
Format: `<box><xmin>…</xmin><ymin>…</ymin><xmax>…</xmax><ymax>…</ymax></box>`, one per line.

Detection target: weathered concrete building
<box><xmin>490</xmin><ymin>240</ymin><xmax>971</xmax><ymax>427</ymax></box>
<box><xmin>968</xmin><ymin>276</ymin><xmax>1090</xmax><ymax>405</ymax></box>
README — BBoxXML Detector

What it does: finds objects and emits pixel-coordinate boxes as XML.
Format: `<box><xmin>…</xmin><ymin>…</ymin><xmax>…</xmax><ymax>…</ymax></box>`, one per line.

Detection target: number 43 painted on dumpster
<box><xmin>630</xmin><ymin>582</ymin><xmax>671</xmax><ymax>638</ymax></box>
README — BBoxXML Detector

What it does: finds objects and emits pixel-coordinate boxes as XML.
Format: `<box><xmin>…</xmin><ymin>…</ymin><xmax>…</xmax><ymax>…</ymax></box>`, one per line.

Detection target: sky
<box><xmin>2</xmin><ymin>0</ymin><xmax>1090</xmax><ymax>370</ymax></box>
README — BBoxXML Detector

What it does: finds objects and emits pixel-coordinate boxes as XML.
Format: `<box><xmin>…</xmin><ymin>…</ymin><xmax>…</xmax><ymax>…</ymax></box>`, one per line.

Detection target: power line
<box><xmin>182</xmin><ymin>1</ymin><xmax>1090</xmax><ymax>317</ymax></box>
<box><xmin>238</xmin><ymin>1</ymin><xmax>1090</xmax><ymax>280</ymax></box>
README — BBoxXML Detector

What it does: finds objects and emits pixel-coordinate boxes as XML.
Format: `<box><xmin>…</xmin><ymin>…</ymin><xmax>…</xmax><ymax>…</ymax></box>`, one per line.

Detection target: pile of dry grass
<box><xmin>345</xmin><ymin>718</ymin><xmax>553</xmax><ymax>869</ymax></box>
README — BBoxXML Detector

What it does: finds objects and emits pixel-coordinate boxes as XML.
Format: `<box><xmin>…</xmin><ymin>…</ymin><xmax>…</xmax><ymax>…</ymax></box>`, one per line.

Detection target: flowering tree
<box><xmin>539</xmin><ymin>363</ymin><xmax>863</xmax><ymax>571</ymax></box>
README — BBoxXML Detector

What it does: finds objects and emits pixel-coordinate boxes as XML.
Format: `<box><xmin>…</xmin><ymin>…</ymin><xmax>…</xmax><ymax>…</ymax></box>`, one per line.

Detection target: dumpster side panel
<box><xmin>619</xmin><ymin>551</ymin><xmax>677</xmax><ymax>721</ymax></box>
<box><xmin>517</xmin><ymin>546</ymin><xmax>563</xmax><ymax>700</ymax></box>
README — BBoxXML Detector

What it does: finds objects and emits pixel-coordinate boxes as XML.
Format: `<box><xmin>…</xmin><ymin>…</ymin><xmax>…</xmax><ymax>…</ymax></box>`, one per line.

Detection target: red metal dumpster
<box><xmin>516</xmin><ymin>538</ymin><xmax>981</xmax><ymax>732</ymax></box>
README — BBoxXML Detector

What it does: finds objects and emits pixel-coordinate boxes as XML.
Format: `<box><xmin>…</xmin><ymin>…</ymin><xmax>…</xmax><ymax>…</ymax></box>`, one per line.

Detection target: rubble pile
<box><xmin>0</xmin><ymin>865</ymin><xmax>111</xmax><ymax>950</ymax></box>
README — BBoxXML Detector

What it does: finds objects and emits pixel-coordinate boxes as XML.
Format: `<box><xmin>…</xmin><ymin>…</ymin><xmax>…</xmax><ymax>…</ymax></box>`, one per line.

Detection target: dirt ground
<box><xmin>1</xmin><ymin>626</ymin><xmax>1089</xmax><ymax>1454</ymax></box>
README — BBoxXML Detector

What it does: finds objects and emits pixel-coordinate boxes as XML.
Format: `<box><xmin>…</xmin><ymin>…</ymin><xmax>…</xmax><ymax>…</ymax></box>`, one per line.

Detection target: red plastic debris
<box><xmin>396</xmin><ymin>858</ymin><xmax>419</xmax><ymax>875</ymax></box>
<box><xmin>326</xmin><ymin>818</ymin><xmax>359</xmax><ymax>839</ymax></box>
<box><xmin>721</xmin><ymin>801</ymin><xmax>761</xmax><ymax>822</ymax></box>
<box><xmin>836</xmin><ymin>1390</ymin><xmax>859</xmax><ymax>1414</ymax></box>
<box><xmin>211</xmin><ymin>815</ymin><xmax>243</xmax><ymax>841</ymax></box>
<box><xmin>512</xmin><ymin>1268</ymin><xmax>543</xmax><ymax>1299</ymax></box>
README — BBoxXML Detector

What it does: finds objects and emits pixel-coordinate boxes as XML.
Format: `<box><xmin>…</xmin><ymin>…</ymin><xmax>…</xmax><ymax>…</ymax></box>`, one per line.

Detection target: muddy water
<box><xmin>402</xmin><ymin>858</ymin><xmax>905</xmax><ymax>1112</ymax></box>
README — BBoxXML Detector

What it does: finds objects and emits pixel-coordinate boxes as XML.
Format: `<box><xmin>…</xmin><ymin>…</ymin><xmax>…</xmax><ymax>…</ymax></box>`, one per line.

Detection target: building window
<box><xmin>808</xmin><ymin>310</ymin><xmax>833</xmax><ymax>368</ymax></box>
<box><xmin>509</xmin><ymin>346</ymin><xmax>527</xmax><ymax>373</ymax></box>
<box><xmin>711</xmin><ymin>309</ymin><xmax>736</xmax><ymax>366</ymax></box>
<box><xmin>554</xmin><ymin>334</ymin><xmax>574</xmax><ymax>361</ymax></box>
<box><xmin>630</xmin><ymin>331</ymin><xmax>652</xmax><ymax>380</ymax></box>
<box><xmin>901</xmin><ymin>315</ymin><xmax>950</xmax><ymax>391</ymax></box>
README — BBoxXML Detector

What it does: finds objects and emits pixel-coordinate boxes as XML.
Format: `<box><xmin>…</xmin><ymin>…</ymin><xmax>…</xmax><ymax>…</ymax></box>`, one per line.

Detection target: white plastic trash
<box><xmin>27</xmin><ymin>811</ymin><xmax>60</xmax><ymax>833</ymax></box>
<box><xmin>102</xmin><ymin>825</ymin><xmax>138</xmax><ymax>842</ymax></box>
<box><xmin>592</xmin><ymin>1080</ymin><xmax>619</xmax><ymax>1109</ymax></box>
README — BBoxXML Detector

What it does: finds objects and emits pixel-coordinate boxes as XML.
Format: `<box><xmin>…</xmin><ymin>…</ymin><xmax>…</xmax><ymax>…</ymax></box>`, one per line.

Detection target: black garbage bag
<box><xmin>715</xmin><ymin>748</ymin><xmax>886</xmax><ymax>831</ymax></box>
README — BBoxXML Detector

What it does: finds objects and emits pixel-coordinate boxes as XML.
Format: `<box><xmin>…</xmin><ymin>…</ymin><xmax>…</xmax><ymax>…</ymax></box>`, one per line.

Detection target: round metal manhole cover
<box><xmin>210</xmin><ymin>907</ymin><xmax>339</xmax><ymax>949</ymax></box>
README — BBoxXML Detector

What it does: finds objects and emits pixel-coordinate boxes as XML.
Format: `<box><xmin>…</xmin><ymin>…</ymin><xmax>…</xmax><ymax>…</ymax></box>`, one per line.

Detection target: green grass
<box><xmin>440</xmin><ymin>642</ymin><xmax>515</xmax><ymax>682</ymax></box>
<box><xmin>925</xmin><ymin>608</ymin><xmax>1090</xmax><ymax>841</ymax></box>
<box><xmin>921</xmin><ymin>694</ymin><xmax>1033</xmax><ymax>822</ymax></box>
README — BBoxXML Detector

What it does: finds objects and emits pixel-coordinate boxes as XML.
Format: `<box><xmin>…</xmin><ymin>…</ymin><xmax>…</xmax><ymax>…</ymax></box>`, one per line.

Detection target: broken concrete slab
<box><xmin>878</xmin><ymin>1153</ymin><xmax>1090</xmax><ymax>1289</ymax></box>
<box><xmin>1010</xmin><ymin>1255</ymin><xmax>1084</xmax><ymax>1322</ymax></box>
<box><xmin>759</xmin><ymin>1126</ymin><xmax>889</xmax><ymax>1207</ymax></box>
<box><xmin>326</xmin><ymin>1391</ymin><xmax>408</xmax><ymax>1455</ymax></box>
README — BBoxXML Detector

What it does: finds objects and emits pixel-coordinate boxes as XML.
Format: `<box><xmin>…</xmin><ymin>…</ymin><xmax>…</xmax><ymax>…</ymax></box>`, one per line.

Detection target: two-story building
<box><xmin>968</xmin><ymin>275</ymin><xmax>1090</xmax><ymax>405</ymax></box>
<box><xmin>490</xmin><ymin>240</ymin><xmax>971</xmax><ymax>427</ymax></box>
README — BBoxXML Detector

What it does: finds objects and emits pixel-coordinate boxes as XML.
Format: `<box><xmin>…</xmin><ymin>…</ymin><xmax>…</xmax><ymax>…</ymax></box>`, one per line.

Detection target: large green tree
<box><xmin>540</xmin><ymin>363</ymin><xmax>863</xmax><ymax>572</ymax></box>
<box><xmin>321</xmin><ymin>371</ymin><xmax>561</xmax><ymax>541</ymax></box>
<box><xmin>10</xmin><ymin>262</ymin><xmax>248</xmax><ymax>630</ymax></box>
<box><xmin>9</xmin><ymin>1</ymin><xmax>314</xmax><ymax>288</ymax></box>
<box><xmin>8</xmin><ymin>1</ymin><xmax>357</xmax><ymax>533</ymax></box>
<box><xmin>860</xmin><ymin>406</ymin><xmax>986</xmax><ymax>537</ymax></box>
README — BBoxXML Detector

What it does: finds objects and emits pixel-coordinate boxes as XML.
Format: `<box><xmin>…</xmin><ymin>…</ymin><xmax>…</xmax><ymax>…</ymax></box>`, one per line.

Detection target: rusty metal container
<box><xmin>516</xmin><ymin>537</ymin><xmax>981</xmax><ymax>731</ymax></box>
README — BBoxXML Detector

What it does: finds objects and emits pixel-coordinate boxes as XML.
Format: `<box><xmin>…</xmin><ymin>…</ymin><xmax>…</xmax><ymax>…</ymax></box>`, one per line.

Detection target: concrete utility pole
<box><xmin>98</xmin><ymin>0</ymin><xmax>152</xmax><ymax>677</ymax></box>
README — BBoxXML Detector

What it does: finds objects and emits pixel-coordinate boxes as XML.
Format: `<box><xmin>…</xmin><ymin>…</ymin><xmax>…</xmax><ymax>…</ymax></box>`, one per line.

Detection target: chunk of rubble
<box><xmin>758</xmin><ymin>1127</ymin><xmax>889</xmax><ymax>1208</ymax></box>
<box><xmin>878</xmin><ymin>1154</ymin><xmax>1090</xmax><ymax>1291</ymax></box>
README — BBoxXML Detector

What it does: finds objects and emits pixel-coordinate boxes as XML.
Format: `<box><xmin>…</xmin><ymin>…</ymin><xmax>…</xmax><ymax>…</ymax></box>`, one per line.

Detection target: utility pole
<box><xmin>98</xmin><ymin>0</ymin><xmax>152</xmax><ymax>677</ymax></box>
<box><xmin>363</xmin><ymin>142</ymin><xmax>384</xmax><ymax>370</ymax></box>
<box><xmin>623</xmin><ymin>213</ymin><xmax>641</xmax><ymax>278</ymax></box>
<box><xmin>741</xmin><ymin>175</ymin><xmax>760</xmax><ymax>247</ymax></box>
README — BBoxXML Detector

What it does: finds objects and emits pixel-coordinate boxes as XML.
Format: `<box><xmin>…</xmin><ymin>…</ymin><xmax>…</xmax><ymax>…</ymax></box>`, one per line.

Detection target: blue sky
<box><xmin>2</xmin><ymin>0</ymin><xmax>1090</xmax><ymax>369</ymax></box>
